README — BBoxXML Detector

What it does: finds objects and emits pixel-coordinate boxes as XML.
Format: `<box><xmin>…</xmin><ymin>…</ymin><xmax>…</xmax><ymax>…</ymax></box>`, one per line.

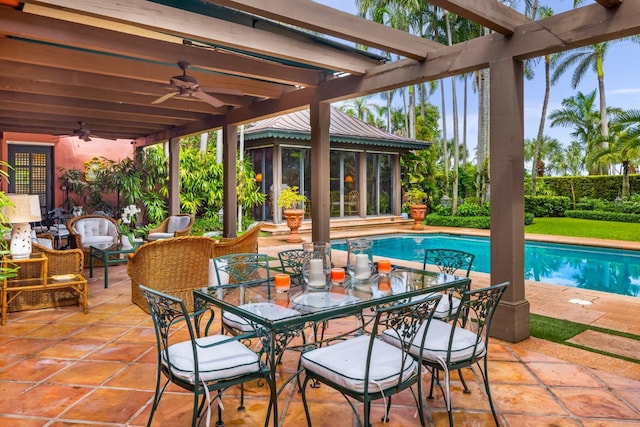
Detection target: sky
<box><xmin>314</xmin><ymin>0</ymin><xmax>640</xmax><ymax>168</ymax></box>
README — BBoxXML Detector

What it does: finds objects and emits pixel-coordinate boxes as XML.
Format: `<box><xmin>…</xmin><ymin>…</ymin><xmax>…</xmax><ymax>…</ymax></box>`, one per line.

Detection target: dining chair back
<box><xmin>300</xmin><ymin>293</ymin><xmax>443</xmax><ymax>427</ymax></box>
<box><xmin>213</xmin><ymin>253</ymin><xmax>271</xmax><ymax>286</ymax></box>
<box><xmin>277</xmin><ymin>249</ymin><xmax>305</xmax><ymax>286</ymax></box>
<box><xmin>422</xmin><ymin>248</ymin><xmax>475</xmax><ymax>321</ymax></box>
<box><xmin>139</xmin><ymin>285</ymin><xmax>272</xmax><ymax>427</ymax></box>
<box><xmin>417</xmin><ymin>282</ymin><xmax>509</xmax><ymax>426</ymax></box>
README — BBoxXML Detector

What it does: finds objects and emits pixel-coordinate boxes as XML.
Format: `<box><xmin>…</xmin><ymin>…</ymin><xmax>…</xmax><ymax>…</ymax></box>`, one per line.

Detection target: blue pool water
<box><xmin>331</xmin><ymin>234</ymin><xmax>640</xmax><ymax>298</ymax></box>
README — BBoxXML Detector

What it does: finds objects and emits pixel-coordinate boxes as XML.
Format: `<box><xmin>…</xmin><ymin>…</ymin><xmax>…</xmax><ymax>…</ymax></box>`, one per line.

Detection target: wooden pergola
<box><xmin>1</xmin><ymin>0</ymin><xmax>637</xmax><ymax>341</ymax></box>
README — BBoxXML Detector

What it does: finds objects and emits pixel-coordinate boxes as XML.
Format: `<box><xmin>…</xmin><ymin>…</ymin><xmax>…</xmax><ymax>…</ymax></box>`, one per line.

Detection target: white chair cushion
<box><xmin>208</xmin><ymin>259</ymin><xmax>229</xmax><ymax>287</ymax></box>
<box><xmin>165</xmin><ymin>334</ymin><xmax>260</xmax><ymax>383</ymax></box>
<box><xmin>411</xmin><ymin>292</ymin><xmax>461</xmax><ymax>319</ymax></box>
<box><xmin>167</xmin><ymin>216</ymin><xmax>191</xmax><ymax>234</ymax></box>
<box><xmin>382</xmin><ymin>319</ymin><xmax>485</xmax><ymax>364</ymax></box>
<box><xmin>301</xmin><ymin>335</ymin><xmax>417</xmax><ymax>393</ymax></box>
<box><xmin>147</xmin><ymin>232</ymin><xmax>174</xmax><ymax>241</ymax></box>
<box><xmin>82</xmin><ymin>235</ymin><xmax>116</xmax><ymax>249</ymax></box>
<box><xmin>222</xmin><ymin>302</ymin><xmax>300</xmax><ymax>332</ymax></box>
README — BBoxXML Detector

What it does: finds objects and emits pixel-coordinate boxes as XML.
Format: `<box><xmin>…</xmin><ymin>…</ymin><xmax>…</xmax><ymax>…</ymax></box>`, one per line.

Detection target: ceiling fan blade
<box><xmin>199</xmin><ymin>86</ymin><xmax>244</xmax><ymax>96</ymax></box>
<box><xmin>152</xmin><ymin>91</ymin><xmax>179</xmax><ymax>104</ymax></box>
<box><xmin>193</xmin><ymin>90</ymin><xmax>225</xmax><ymax>107</ymax></box>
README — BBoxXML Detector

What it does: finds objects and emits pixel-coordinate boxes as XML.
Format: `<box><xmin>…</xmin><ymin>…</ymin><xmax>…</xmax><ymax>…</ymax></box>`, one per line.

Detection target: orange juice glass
<box><xmin>274</xmin><ymin>273</ymin><xmax>291</xmax><ymax>293</ymax></box>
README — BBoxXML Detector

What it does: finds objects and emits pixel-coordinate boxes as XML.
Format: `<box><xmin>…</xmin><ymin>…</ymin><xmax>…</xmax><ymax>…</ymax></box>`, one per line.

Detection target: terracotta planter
<box><xmin>284</xmin><ymin>208</ymin><xmax>305</xmax><ymax>243</ymax></box>
<box><xmin>410</xmin><ymin>204</ymin><xmax>427</xmax><ymax>230</ymax></box>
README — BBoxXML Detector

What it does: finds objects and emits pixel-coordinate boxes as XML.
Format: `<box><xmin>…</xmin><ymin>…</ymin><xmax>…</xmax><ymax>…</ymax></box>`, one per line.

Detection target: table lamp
<box><xmin>3</xmin><ymin>194</ymin><xmax>42</xmax><ymax>259</ymax></box>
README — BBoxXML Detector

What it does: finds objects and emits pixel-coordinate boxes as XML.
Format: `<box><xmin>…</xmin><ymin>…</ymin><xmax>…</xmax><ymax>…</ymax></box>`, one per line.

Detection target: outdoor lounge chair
<box><xmin>146</xmin><ymin>213</ymin><xmax>194</xmax><ymax>241</ymax></box>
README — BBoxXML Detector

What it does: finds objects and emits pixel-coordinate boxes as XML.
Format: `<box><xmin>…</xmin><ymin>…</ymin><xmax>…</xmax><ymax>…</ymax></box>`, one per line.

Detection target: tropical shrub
<box><xmin>524</xmin><ymin>196</ymin><xmax>570</xmax><ymax>217</ymax></box>
<box><xmin>565</xmin><ymin>210</ymin><xmax>640</xmax><ymax>223</ymax></box>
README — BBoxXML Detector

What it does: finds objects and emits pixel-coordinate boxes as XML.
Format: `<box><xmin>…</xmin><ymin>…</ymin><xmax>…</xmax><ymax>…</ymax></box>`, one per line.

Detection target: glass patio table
<box><xmin>89</xmin><ymin>243</ymin><xmax>140</xmax><ymax>289</ymax></box>
<box><xmin>194</xmin><ymin>266</ymin><xmax>471</xmax><ymax>427</ymax></box>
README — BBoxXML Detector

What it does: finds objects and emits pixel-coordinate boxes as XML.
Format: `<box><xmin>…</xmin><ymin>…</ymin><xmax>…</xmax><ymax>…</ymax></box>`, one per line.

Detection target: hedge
<box><xmin>425</xmin><ymin>212</ymin><xmax>534</xmax><ymax>229</ymax></box>
<box><xmin>564</xmin><ymin>210</ymin><xmax>640</xmax><ymax>223</ymax></box>
<box><xmin>542</xmin><ymin>175</ymin><xmax>640</xmax><ymax>204</ymax></box>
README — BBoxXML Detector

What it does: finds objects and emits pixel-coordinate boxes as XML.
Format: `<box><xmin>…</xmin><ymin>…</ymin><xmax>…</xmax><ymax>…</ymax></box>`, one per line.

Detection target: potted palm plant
<box><xmin>277</xmin><ymin>186</ymin><xmax>306</xmax><ymax>243</ymax></box>
<box><xmin>405</xmin><ymin>187</ymin><xmax>428</xmax><ymax>230</ymax></box>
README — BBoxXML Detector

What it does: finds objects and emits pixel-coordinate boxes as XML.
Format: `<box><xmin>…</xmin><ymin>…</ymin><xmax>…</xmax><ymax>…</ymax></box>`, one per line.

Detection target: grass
<box><xmin>525</xmin><ymin>217</ymin><xmax>640</xmax><ymax>242</ymax></box>
<box><xmin>530</xmin><ymin>314</ymin><xmax>640</xmax><ymax>364</ymax></box>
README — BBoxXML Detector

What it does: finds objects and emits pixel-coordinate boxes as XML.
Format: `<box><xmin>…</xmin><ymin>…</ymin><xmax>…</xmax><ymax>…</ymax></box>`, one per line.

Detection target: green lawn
<box><xmin>525</xmin><ymin>217</ymin><xmax>640</xmax><ymax>242</ymax></box>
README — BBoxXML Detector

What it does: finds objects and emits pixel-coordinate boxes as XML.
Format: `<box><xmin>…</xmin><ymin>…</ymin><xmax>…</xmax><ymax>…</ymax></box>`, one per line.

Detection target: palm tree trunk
<box><xmin>440</xmin><ymin>79</ymin><xmax>449</xmax><ymax>194</ymax></box>
<box><xmin>532</xmin><ymin>54</ymin><xmax>551</xmax><ymax>194</ymax></box>
<box><xmin>597</xmin><ymin>53</ymin><xmax>610</xmax><ymax>174</ymax></box>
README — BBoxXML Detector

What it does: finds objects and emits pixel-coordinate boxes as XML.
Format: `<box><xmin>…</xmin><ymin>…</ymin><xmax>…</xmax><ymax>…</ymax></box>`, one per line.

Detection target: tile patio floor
<box><xmin>0</xmin><ymin>227</ymin><xmax>639</xmax><ymax>426</ymax></box>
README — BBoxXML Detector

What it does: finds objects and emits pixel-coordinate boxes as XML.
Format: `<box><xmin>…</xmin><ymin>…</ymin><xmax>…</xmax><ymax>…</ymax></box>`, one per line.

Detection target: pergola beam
<box><xmin>428</xmin><ymin>0</ymin><xmax>531</xmax><ymax>34</ymax></box>
<box><xmin>22</xmin><ymin>0</ymin><xmax>382</xmax><ymax>75</ymax></box>
<box><xmin>206</xmin><ymin>0</ymin><xmax>443</xmax><ymax>59</ymax></box>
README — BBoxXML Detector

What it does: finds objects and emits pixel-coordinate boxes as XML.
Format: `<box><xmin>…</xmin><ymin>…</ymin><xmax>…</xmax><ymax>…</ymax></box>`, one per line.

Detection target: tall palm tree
<box><xmin>548</xmin><ymin>90</ymin><xmax>603</xmax><ymax>175</ymax></box>
<box><xmin>564</xmin><ymin>140</ymin><xmax>585</xmax><ymax>176</ymax></box>
<box><xmin>530</xmin><ymin>6</ymin><xmax>554</xmax><ymax>194</ymax></box>
<box><xmin>524</xmin><ymin>135</ymin><xmax>562</xmax><ymax>177</ymax></box>
<box><xmin>338</xmin><ymin>96</ymin><xmax>381</xmax><ymax>125</ymax></box>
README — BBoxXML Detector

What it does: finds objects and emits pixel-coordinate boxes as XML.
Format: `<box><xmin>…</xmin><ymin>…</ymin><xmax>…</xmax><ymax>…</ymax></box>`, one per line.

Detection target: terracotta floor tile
<box><xmin>0</xmin><ymin>416</ymin><xmax>48</xmax><ymax>427</ymax></box>
<box><xmin>0</xmin><ymin>382</ymin><xmax>90</xmax><ymax>418</ymax></box>
<box><xmin>113</xmin><ymin>326</ymin><xmax>156</xmax><ymax>344</ymax></box>
<box><xmin>0</xmin><ymin>337</ymin><xmax>55</xmax><ymax>357</ymax></box>
<box><xmin>589</xmin><ymin>368</ymin><xmax>640</xmax><ymax>389</ymax></box>
<box><xmin>488</xmin><ymin>342</ymin><xmax>519</xmax><ymax>362</ymax></box>
<box><xmin>84</xmin><ymin>342</ymin><xmax>152</xmax><ymax>362</ymax></box>
<box><xmin>491</xmin><ymin>383</ymin><xmax>568</xmax><ymax>415</ymax></box>
<box><xmin>0</xmin><ymin>322</ymin><xmax>48</xmax><ymax>337</ymax></box>
<box><xmin>105</xmin><ymin>362</ymin><xmax>157</xmax><ymax>390</ymax></box>
<box><xmin>34</xmin><ymin>338</ymin><xmax>104</xmax><ymax>359</ymax></box>
<box><xmin>62</xmin><ymin>388</ymin><xmax>152</xmax><ymax>424</ymax></box>
<box><xmin>551</xmin><ymin>387</ymin><xmax>640</xmax><ymax>419</ymax></box>
<box><xmin>527</xmin><ymin>362</ymin><xmax>604</xmax><ymax>387</ymax></box>
<box><xmin>70</xmin><ymin>324</ymin><xmax>130</xmax><ymax>340</ymax></box>
<box><xmin>581</xmin><ymin>420</ymin><xmax>640</xmax><ymax>426</ymax></box>
<box><xmin>24</xmin><ymin>322</ymin><xmax>87</xmax><ymax>339</ymax></box>
<box><xmin>95</xmin><ymin>312</ymin><xmax>149</xmax><ymax>326</ymax></box>
<box><xmin>47</xmin><ymin>360</ymin><xmax>127</xmax><ymax>386</ymax></box>
<box><xmin>617</xmin><ymin>389</ymin><xmax>640</xmax><ymax>413</ymax></box>
<box><xmin>0</xmin><ymin>357</ymin><xmax>71</xmax><ymax>382</ymax></box>
<box><xmin>430</xmin><ymin>409</ymin><xmax>499</xmax><ymax>427</ymax></box>
<box><xmin>0</xmin><ymin>353</ymin><xmax>22</xmax><ymax>369</ymax></box>
<box><xmin>502</xmin><ymin>413</ymin><xmax>582</xmax><ymax>426</ymax></box>
<box><xmin>488</xmin><ymin>360</ymin><xmax>539</xmax><ymax>384</ymax></box>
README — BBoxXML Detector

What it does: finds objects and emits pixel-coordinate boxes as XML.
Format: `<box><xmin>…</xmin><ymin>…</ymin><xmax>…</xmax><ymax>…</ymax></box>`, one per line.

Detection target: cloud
<box><xmin>608</xmin><ymin>88</ymin><xmax>640</xmax><ymax>96</ymax></box>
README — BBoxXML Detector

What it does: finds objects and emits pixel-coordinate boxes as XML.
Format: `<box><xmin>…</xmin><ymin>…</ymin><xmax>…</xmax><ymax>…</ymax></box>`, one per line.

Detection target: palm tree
<box><xmin>564</xmin><ymin>140</ymin><xmax>585</xmax><ymax>176</ymax></box>
<box><xmin>524</xmin><ymin>135</ymin><xmax>562</xmax><ymax>177</ymax></box>
<box><xmin>338</xmin><ymin>96</ymin><xmax>381</xmax><ymax>125</ymax></box>
<box><xmin>529</xmin><ymin>6</ymin><xmax>554</xmax><ymax>194</ymax></box>
<box><xmin>548</xmin><ymin>90</ymin><xmax>603</xmax><ymax>175</ymax></box>
<box><xmin>600</xmin><ymin>109</ymin><xmax>640</xmax><ymax>196</ymax></box>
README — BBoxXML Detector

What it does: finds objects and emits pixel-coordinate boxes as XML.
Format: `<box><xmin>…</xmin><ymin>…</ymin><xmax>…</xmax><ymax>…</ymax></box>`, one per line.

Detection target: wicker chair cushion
<box><xmin>147</xmin><ymin>232</ymin><xmax>174</xmax><ymax>240</ymax></box>
<box><xmin>382</xmin><ymin>319</ymin><xmax>486</xmax><ymax>363</ymax></box>
<box><xmin>73</xmin><ymin>218</ymin><xmax>117</xmax><ymax>248</ymax></box>
<box><xmin>300</xmin><ymin>335</ymin><xmax>417</xmax><ymax>393</ymax></box>
<box><xmin>222</xmin><ymin>303</ymin><xmax>300</xmax><ymax>332</ymax></box>
<box><xmin>167</xmin><ymin>215</ymin><xmax>191</xmax><ymax>233</ymax></box>
<box><xmin>165</xmin><ymin>334</ymin><xmax>260</xmax><ymax>383</ymax></box>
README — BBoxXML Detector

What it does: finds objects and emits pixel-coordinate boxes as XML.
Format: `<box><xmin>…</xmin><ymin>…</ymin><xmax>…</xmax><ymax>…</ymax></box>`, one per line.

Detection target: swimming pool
<box><xmin>331</xmin><ymin>234</ymin><xmax>640</xmax><ymax>298</ymax></box>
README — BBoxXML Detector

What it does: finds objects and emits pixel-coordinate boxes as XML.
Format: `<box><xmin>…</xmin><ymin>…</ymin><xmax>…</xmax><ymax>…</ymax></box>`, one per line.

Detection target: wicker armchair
<box><xmin>7</xmin><ymin>243</ymin><xmax>88</xmax><ymax>313</ymax></box>
<box><xmin>211</xmin><ymin>222</ymin><xmax>262</xmax><ymax>257</ymax></box>
<box><xmin>146</xmin><ymin>214</ymin><xmax>194</xmax><ymax>241</ymax></box>
<box><xmin>128</xmin><ymin>236</ymin><xmax>214</xmax><ymax>313</ymax></box>
<box><xmin>67</xmin><ymin>214</ymin><xmax>119</xmax><ymax>266</ymax></box>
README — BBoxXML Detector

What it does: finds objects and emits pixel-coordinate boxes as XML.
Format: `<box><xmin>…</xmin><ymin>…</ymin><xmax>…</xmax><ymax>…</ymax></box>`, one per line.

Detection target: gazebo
<box><xmin>0</xmin><ymin>0</ymin><xmax>636</xmax><ymax>342</ymax></box>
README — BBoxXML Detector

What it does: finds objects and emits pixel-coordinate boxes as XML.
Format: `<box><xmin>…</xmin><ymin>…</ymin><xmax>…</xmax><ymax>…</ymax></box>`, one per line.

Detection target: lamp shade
<box><xmin>3</xmin><ymin>194</ymin><xmax>42</xmax><ymax>223</ymax></box>
<box><xmin>3</xmin><ymin>194</ymin><xmax>42</xmax><ymax>259</ymax></box>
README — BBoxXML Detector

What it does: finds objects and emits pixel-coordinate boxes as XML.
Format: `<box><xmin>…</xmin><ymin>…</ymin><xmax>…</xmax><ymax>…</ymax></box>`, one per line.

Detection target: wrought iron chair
<box><xmin>423</xmin><ymin>248</ymin><xmax>475</xmax><ymax>320</ymax></box>
<box><xmin>300</xmin><ymin>294</ymin><xmax>443</xmax><ymax>427</ymax></box>
<box><xmin>139</xmin><ymin>285</ymin><xmax>273</xmax><ymax>427</ymax></box>
<box><xmin>387</xmin><ymin>282</ymin><xmax>509</xmax><ymax>427</ymax></box>
<box><xmin>277</xmin><ymin>249</ymin><xmax>305</xmax><ymax>287</ymax></box>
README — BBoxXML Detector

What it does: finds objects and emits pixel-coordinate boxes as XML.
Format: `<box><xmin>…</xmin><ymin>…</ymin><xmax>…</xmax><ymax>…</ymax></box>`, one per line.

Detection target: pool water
<box><xmin>331</xmin><ymin>234</ymin><xmax>640</xmax><ymax>298</ymax></box>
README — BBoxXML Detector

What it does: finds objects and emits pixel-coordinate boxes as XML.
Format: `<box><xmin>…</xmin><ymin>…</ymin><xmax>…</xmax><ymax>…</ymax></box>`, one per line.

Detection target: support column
<box><xmin>167</xmin><ymin>137</ymin><xmax>180</xmax><ymax>215</ymax></box>
<box><xmin>223</xmin><ymin>124</ymin><xmax>238</xmax><ymax>238</ymax></box>
<box><xmin>309</xmin><ymin>101</ymin><xmax>331</xmax><ymax>243</ymax></box>
<box><xmin>489</xmin><ymin>57</ymin><xmax>530</xmax><ymax>342</ymax></box>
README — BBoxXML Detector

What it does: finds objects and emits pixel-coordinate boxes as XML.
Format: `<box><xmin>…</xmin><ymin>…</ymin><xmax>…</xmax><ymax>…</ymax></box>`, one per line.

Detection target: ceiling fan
<box><xmin>152</xmin><ymin>61</ymin><xmax>241</xmax><ymax>108</ymax></box>
<box><xmin>73</xmin><ymin>121</ymin><xmax>92</xmax><ymax>142</ymax></box>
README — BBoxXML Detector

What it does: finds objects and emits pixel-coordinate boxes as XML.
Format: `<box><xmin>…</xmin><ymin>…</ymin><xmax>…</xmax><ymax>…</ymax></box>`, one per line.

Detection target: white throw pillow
<box><xmin>208</xmin><ymin>259</ymin><xmax>229</xmax><ymax>287</ymax></box>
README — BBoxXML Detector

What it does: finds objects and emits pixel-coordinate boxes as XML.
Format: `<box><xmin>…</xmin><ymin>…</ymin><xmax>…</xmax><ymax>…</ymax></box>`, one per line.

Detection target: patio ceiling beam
<box><xmin>21</xmin><ymin>0</ymin><xmax>382</xmax><ymax>75</ymax></box>
<box><xmin>1</xmin><ymin>7</ymin><xmax>324</xmax><ymax>88</ymax></box>
<box><xmin>205</xmin><ymin>0</ymin><xmax>443</xmax><ymax>59</ymax></box>
<box><xmin>427</xmin><ymin>0</ymin><xmax>530</xmax><ymax>35</ymax></box>
<box><xmin>0</xmin><ymin>38</ymin><xmax>289</xmax><ymax>100</ymax></box>
<box><xmin>596</xmin><ymin>0</ymin><xmax>622</xmax><ymax>7</ymax></box>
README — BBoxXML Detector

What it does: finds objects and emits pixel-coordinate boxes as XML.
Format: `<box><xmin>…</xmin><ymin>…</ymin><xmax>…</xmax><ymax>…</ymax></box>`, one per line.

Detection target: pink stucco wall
<box><xmin>1</xmin><ymin>132</ymin><xmax>136</xmax><ymax>210</ymax></box>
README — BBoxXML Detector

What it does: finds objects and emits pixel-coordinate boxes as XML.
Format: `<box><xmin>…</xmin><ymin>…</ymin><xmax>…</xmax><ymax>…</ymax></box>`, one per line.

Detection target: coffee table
<box><xmin>89</xmin><ymin>245</ymin><xmax>138</xmax><ymax>288</ymax></box>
